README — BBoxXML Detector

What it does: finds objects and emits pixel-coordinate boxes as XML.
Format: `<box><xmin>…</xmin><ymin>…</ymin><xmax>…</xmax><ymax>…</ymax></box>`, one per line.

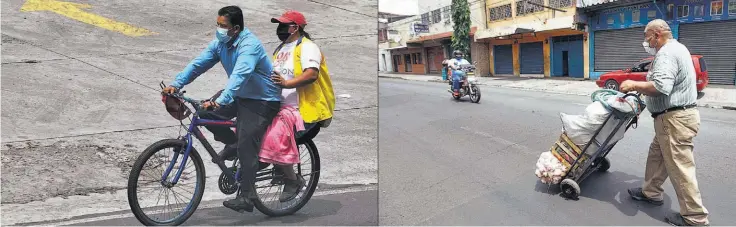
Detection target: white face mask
<box><xmin>642</xmin><ymin>41</ymin><xmax>657</xmax><ymax>55</ymax></box>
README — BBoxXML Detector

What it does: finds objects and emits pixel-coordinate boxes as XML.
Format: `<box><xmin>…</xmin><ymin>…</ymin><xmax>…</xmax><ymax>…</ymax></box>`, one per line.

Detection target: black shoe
<box><xmin>279</xmin><ymin>175</ymin><xmax>305</xmax><ymax>202</ymax></box>
<box><xmin>664</xmin><ymin>212</ymin><xmax>708</xmax><ymax>226</ymax></box>
<box><xmin>223</xmin><ymin>195</ymin><xmax>254</xmax><ymax>213</ymax></box>
<box><xmin>628</xmin><ymin>187</ymin><xmax>664</xmax><ymax>206</ymax></box>
<box><xmin>218</xmin><ymin>144</ymin><xmax>237</xmax><ymax>161</ymax></box>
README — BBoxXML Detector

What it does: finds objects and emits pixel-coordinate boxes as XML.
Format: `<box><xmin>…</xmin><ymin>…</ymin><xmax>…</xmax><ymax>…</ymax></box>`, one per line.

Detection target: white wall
<box><xmin>416</xmin><ymin>0</ymin><xmax>488</xmax><ymax>35</ymax></box>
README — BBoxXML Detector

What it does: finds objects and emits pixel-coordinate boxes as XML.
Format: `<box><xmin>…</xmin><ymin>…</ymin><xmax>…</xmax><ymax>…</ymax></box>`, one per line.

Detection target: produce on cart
<box><xmin>534</xmin><ymin>90</ymin><xmax>645</xmax><ymax>199</ymax></box>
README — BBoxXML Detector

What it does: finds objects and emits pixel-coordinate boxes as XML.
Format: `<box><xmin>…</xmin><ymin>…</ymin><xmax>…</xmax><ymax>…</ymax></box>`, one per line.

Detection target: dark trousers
<box><xmin>234</xmin><ymin>98</ymin><xmax>280</xmax><ymax>196</ymax></box>
<box><xmin>198</xmin><ymin>91</ymin><xmax>281</xmax><ymax>197</ymax></box>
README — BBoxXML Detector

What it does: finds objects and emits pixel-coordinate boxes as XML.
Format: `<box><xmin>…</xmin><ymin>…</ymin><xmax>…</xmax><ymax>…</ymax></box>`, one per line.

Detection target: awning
<box><xmin>382</xmin><ymin>45</ymin><xmax>409</xmax><ymax>50</ymax></box>
<box><xmin>474</xmin><ymin>15</ymin><xmax>577</xmax><ymax>40</ymax></box>
<box><xmin>407</xmin><ymin>27</ymin><xmax>478</xmax><ymax>44</ymax></box>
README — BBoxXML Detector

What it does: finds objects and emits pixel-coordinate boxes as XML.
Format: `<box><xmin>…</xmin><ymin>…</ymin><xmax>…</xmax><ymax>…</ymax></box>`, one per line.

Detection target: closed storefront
<box><xmin>494</xmin><ymin>44</ymin><xmax>513</xmax><ymax>75</ymax></box>
<box><xmin>551</xmin><ymin>35</ymin><xmax>585</xmax><ymax>78</ymax></box>
<box><xmin>520</xmin><ymin>42</ymin><xmax>544</xmax><ymax>74</ymax></box>
<box><xmin>679</xmin><ymin>20</ymin><xmax>736</xmax><ymax>85</ymax></box>
<box><xmin>593</xmin><ymin>28</ymin><xmax>650</xmax><ymax>72</ymax></box>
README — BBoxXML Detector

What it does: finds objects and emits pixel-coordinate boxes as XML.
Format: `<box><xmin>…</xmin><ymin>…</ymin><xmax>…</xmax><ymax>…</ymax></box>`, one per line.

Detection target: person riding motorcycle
<box><xmin>447</xmin><ymin>50</ymin><xmax>470</xmax><ymax>96</ymax></box>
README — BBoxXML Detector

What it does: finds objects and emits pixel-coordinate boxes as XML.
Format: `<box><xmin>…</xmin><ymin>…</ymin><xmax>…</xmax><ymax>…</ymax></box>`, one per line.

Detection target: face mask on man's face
<box><xmin>642</xmin><ymin>42</ymin><xmax>656</xmax><ymax>55</ymax></box>
<box><xmin>216</xmin><ymin>27</ymin><xmax>231</xmax><ymax>43</ymax></box>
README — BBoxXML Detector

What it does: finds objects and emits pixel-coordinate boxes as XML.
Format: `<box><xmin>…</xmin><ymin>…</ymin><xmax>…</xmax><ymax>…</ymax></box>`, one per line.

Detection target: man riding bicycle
<box><xmin>163</xmin><ymin>5</ymin><xmax>281</xmax><ymax>213</ymax></box>
<box><xmin>447</xmin><ymin>50</ymin><xmax>470</xmax><ymax>96</ymax></box>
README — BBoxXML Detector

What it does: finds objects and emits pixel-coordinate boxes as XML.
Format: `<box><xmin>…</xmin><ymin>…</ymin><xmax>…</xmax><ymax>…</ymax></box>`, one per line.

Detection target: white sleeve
<box><xmin>461</xmin><ymin>59</ymin><xmax>470</xmax><ymax>65</ymax></box>
<box><xmin>300</xmin><ymin>42</ymin><xmax>322</xmax><ymax>70</ymax></box>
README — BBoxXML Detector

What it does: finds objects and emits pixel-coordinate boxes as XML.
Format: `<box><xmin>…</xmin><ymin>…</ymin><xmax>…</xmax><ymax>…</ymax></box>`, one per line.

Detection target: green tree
<box><xmin>451</xmin><ymin>0</ymin><xmax>471</xmax><ymax>54</ymax></box>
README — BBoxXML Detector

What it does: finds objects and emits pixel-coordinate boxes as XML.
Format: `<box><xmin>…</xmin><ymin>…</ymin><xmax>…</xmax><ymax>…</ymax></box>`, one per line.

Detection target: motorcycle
<box><xmin>447</xmin><ymin>62</ymin><xmax>481</xmax><ymax>103</ymax></box>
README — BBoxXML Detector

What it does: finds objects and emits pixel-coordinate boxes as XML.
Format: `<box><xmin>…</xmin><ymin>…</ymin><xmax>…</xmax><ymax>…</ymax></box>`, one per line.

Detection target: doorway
<box><xmin>404</xmin><ymin>54</ymin><xmax>412</xmax><ymax>72</ymax></box>
<box><xmin>382</xmin><ymin>54</ymin><xmax>387</xmax><ymax>71</ymax></box>
<box><xmin>562</xmin><ymin>51</ymin><xmax>569</xmax><ymax>76</ymax></box>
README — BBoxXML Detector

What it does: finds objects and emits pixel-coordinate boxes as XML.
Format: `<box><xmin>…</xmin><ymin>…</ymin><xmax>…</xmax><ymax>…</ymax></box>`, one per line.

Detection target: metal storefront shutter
<box><xmin>679</xmin><ymin>20</ymin><xmax>736</xmax><ymax>85</ymax></box>
<box><xmin>520</xmin><ymin>42</ymin><xmax>544</xmax><ymax>74</ymax></box>
<box><xmin>594</xmin><ymin>27</ymin><xmax>649</xmax><ymax>72</ymax></box>
<box><xmin>494</xmin><ymin>45</ymin><xmax>513</xmax><ymax>75</ymax></box>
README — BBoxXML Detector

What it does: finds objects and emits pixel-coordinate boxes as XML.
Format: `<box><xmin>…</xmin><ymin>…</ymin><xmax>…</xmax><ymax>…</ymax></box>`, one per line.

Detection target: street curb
<box><xmin>380</xmin><ymin>76</ymin><xmax>736</xmax><ymax>111</ymax></box>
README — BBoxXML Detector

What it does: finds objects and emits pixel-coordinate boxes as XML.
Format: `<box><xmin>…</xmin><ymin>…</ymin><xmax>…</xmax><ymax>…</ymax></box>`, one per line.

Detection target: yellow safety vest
<box><xmin>273</xmin><ymin>37</ymin><xmax>335</xmax><ymax>124</ymax></box>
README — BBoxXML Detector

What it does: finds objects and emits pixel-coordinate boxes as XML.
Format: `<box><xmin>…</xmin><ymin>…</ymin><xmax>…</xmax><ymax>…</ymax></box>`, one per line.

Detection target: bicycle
<box><xmin>126</xmin><ymin>82</ymin><xmax>321</xmax><ymax>225</ymax></box>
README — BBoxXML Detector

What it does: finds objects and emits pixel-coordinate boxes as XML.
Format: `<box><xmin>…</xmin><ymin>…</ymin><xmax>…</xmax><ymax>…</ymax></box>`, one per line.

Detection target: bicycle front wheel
<box><xmin>127</xmin><ymin>139</ymin><xmax>206</xmax><ymax>226</ymax></box>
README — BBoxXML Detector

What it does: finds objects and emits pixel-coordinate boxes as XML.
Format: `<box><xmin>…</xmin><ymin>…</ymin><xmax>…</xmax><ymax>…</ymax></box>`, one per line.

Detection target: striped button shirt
<box><xmin>645</xmin><ymin>39</ymin><xmax>698</xmax><ymax>113</ymax></box>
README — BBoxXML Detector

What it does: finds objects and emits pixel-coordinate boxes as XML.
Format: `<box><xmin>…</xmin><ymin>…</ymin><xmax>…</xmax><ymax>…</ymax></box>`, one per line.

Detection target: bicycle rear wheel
<box><xmin>127</xmin><ymin>139</ymin><xmax>206</xmax><ymax>226</ymax></box>
<box><xmin>253</xmin><ymin>140</ymin><xmax>321</xmax><ymax>216</ymax></box>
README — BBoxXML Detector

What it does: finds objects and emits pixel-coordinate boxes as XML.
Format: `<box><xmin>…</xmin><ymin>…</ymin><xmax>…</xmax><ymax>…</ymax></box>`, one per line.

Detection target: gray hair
<box><xmin>645</xmin><ymin>19</ymin><xmax>673</xmax><ymax>38</ymax></box>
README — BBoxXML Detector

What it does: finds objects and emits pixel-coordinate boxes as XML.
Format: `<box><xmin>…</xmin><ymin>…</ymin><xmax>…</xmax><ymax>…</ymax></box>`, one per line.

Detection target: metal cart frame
<box><xmin>559</xmin><ymin>93</ymin><xmax>646</xmax><ymax>199</ymax></box>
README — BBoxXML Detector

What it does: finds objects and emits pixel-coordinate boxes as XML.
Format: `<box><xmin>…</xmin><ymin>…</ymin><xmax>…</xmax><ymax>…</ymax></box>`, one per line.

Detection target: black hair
<box><xmin>218</xmin><ymin>6</ymin><xmax>244</xmax><ymax>30</ymax></box>
<box><xmin>298</xmin><ymin>26</ymin><xmax>311</xmax><ymax>40</ymax></box>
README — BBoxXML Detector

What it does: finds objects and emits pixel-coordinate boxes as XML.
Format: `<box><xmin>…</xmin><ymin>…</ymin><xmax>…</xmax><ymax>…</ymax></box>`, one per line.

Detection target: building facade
<box><xmin>476</xmin><ymin>0</ymin><xmax>589</xmax><ymax>78</ymax></box>
<box><xmin>581</xmin><ymin>0</ymin><xmax>736</xmax><ymax>85</ymax></box>
<box><xmin>382</xmin><ymin>0</ymin><xmax>491</xmax><ymax>76</ymax></box>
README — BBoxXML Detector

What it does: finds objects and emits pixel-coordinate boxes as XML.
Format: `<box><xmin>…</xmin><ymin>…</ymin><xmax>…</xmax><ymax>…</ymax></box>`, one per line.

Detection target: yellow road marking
<box><xmin>21</xmin><ymin>0</ymin><xmax>156</xmax><ymax>37</ymax></box>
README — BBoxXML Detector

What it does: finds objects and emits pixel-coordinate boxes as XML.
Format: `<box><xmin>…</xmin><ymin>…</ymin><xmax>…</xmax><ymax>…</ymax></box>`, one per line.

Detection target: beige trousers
<box><xmin>642</xmin><ymin>108</ymin><xmax>709</xmax><ymax>225</ymax></box>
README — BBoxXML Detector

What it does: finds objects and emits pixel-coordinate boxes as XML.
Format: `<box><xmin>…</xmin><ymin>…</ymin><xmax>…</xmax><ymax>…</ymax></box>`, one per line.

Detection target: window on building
<box><xmin>417</xmin><ymin>53</ymin><xmax>422</xmax><ymax>64</ymax></box>
<box><xmin>711</xmin><ymin>1</ymin><xmax>723</xmax><ymax>15</ymax></box>
<box><xmin>730</xmin><ymin>0</ymin><xmax>736</xmax><ymax>14</ymax></box>
<box><xmin>694</xmin><ymin>4</ymin><xmax>705</xmax><ymax>17</ymax></box>
<box><xmin>549</xmin><ymin>0</ymin><xmax>572</xmax><ymax>9</ymax></box>
<box><xmin>632</xmin><ymin>10</ymin><xmax>641</xmax><ymax>22</ymax></box>
<box><xmin>431</xmin><ymin>9</ymin><xmax>442</xmax><ymax>24</ymax></box>
<box><xmin>489</xmin><ymin>4</ymin><xmax>512</xmax><ymax>21</ymax></box>
<box><xmin>412</xmin><ymin>53</ymin><xmax>417</xmax><ymax>64</ymax></box>
<box><xmin>442</xmin><ymin>6</ymin><xmax>452</xmax><ymax>22</ymax></box>
<box><xmin>378</xmin><ymin>28</ymin><xmax>387</xmax><ymax>42</ymax></box>
<box><xmin>678</xmin><ymin>5</ymin><xmax>689</xmax><ymax>18</ymax></box>
<box><xmin>421</xmin><ymin>13</ymin><xmax>430</xmax><ymax>24</ymax></box>
<box><xmin>516</xmin><ymin>0</ymin><xmax>544</xmax><ymax>16</ymax></box>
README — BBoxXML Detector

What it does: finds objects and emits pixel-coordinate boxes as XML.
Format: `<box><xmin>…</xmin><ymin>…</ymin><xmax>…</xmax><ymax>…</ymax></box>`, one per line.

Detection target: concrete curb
<box><xmin>380</xmin><ymin>76</ymin><xmax>736</xmax><ymax>111</ymax></box>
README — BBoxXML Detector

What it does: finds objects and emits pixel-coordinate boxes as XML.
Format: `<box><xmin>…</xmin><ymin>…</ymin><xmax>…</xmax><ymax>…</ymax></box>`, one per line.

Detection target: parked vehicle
<box><xmin>595</xmin><ymin>55</ymin><xmax>708</xmax><ymax>93</ymax></box>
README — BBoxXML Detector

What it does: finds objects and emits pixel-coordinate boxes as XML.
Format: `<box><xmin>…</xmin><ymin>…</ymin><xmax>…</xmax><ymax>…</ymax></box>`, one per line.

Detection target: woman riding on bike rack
<box><xmin>266</xmin><ymin>10</ymin><xmax>336</xmax><ymax>202</ymax></box>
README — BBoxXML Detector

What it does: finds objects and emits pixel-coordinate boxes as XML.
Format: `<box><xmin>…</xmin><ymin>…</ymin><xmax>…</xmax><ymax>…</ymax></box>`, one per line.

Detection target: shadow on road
<box><xmin>533</xmin><ymin>171</ymin><xmax>673</xmax><ymax>224</ymax></box>
<box><xmin>581</xmin><ymin>171</ymin><xmax>672</xmax><ymax>223</ymax></box>
<box><xmin>184</xmin><ymin>198</ymin><xmax>343</xmax><ymax>226</ymax></box>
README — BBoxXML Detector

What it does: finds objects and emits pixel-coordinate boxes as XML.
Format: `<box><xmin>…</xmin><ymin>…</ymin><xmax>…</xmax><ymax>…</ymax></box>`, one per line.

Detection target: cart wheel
<box><xmin>560</xmin><ymin>179</ymin><xmax>580</xmax><ymax>199</ymax></box>
<box><xmin>597</xmin><ymin>157</ymin><xmax>611</xmax><ymax>172</ymax></box>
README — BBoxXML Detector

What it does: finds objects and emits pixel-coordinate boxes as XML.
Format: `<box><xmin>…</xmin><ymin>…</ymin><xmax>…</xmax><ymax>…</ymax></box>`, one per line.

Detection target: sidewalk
<box><xmin>378</xmin><ymin>72</ymin><xmax>736</xmax><ymax>110</ymax></box>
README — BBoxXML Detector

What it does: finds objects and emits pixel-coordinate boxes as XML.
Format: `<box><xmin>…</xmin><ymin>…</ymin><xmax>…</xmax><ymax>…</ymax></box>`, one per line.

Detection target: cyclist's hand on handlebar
<box><xmin>202</xmin><ymin>100</ymin><xmax>220</xmax><ymax>110</ymax></box>
<box><xmin>162</xmin><ymin>86</ymin><xmax>178</xmax><ymax>95</ymax></box>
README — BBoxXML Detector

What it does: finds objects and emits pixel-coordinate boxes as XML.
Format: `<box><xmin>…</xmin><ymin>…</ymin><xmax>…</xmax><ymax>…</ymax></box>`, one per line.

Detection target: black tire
<box><xmin>253</xmin><ymin>139</ymin><xmax>321</xmax><ymax>217</ymax></box>
<box><xmin>127</xmin><ymin>139</ymin><xmax>206</xmax><ymax>226</ymax></box>
<box><xmin>604</xmin><ymin>79</ymin><xmax>620</xmax><ymax>91</ymax></box>
<box><xmin>597</xmin><ymin>157</ymin><xmax>611</xmax><ymax>172</ymax></box>
<box><xmin>470</xmin><ymin>85</ymin><xmax>481</xmax><ymax>103</ymax></box>
<box><xmin>560</xmin><ymin>178</ymin><xmax>580</xmax><ymax>199</ymax></box>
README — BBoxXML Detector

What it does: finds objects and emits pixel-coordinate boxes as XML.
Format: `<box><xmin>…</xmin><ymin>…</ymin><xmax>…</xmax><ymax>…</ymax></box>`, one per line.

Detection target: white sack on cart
<box><xmin>605</xmin><ymin>95</ymin><xmax>640</xmax><ymax>113</ymax></box>
<box><xmin>560</xmin><ymin>101</ymin><xmax>611</xmax><ymax>146</ymax></box>
<box><xmin>535</xmin><ymin>151</ymin><xmax>566</xmax><ymax>184</ymax></box>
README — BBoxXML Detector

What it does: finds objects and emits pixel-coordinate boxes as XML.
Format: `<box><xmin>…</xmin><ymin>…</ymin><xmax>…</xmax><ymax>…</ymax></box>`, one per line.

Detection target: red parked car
<box><xmin>595</xmin><ymin>55</ymin><xmax>709</xmax><ymax>93</ymax></box>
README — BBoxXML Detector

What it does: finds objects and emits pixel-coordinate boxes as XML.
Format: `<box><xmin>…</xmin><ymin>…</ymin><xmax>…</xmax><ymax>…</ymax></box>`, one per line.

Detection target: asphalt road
<box><xmin>31</xmin><ymin>189</ymin><xmax>376</xmax><ymax>226</ymax></box>
<box><xmin>1</xmin><ymin>0</ymin><xmax>377</xmax><ymax>225</ymax></box>
<box><xmin>378</xmin><ymin>78</ymin><xmax>736</xmax><ymax>225</ymax></box>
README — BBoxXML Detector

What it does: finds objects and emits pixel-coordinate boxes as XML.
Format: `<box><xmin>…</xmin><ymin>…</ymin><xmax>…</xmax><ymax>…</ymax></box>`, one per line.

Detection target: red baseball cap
<box><xmin>271</xmin><ymin>10</ymin><xmax>307</xmax><ymax>26</ymax></box>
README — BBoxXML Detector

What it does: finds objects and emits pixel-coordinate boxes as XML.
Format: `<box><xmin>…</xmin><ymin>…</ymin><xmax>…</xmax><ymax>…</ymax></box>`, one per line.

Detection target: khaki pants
<box><xmin>642</xmin><ymin>108</ymin><xmax>709</xmax><ymax>225</ymax></box>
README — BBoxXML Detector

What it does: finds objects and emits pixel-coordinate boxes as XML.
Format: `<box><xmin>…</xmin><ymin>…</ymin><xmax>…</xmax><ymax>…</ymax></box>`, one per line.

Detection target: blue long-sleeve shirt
<box><xmin>170</xmin><ymin>29</ymin><xmax>281</xmax><ymax>105</ymax></box>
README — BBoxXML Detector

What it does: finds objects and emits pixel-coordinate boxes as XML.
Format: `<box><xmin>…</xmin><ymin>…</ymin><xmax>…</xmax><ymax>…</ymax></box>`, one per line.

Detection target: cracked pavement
<box><xmin>1</xmin><ymin>0</ymin><xmax>377</xmax><ymax>225</ymax></box>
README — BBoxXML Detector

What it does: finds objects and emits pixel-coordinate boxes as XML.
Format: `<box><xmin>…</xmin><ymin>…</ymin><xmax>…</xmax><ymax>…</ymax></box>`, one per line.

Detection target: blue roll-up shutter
<box><xmin>520</xmin><ymin>42</ymin><xmax>544</xmax><ymax>74</ymax></box>
<box><xmin>494</xmin><ymin>45</ymin><xmax>513</xmax><ymax>75</ymax></box>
